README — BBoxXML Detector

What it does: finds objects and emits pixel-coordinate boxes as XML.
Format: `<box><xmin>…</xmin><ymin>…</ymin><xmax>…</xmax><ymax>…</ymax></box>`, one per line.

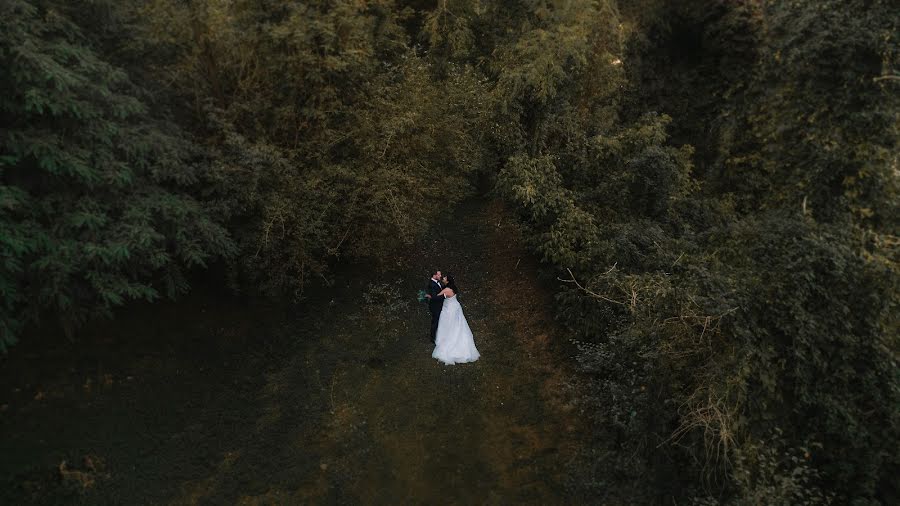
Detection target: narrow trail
<box><xmin>1</xmin><ymin>199</ymin><xmax>584</xmax><ymax>505</ymax></box>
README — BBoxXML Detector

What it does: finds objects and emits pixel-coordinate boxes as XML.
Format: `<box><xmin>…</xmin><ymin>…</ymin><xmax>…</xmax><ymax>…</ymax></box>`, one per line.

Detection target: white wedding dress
<box><xmin>432</xmin><ymin>294</ymin><xmax>480</xmax><ymax>365</ymax></box>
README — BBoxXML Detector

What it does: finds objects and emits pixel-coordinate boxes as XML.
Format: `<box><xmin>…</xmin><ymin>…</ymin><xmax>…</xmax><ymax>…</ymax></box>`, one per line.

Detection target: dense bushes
<box><xmin>0</xmin><ymin>0</ymin><xmax>233</xmax><ymax>350</ymax></box>
<box><xmin>1</xmin><ymin>0</ymin><xmax>491</xmax><ymax>340</ymax></box>
<box><xmin>136</xmin><ymin>0</ymin><xmax>492</xmax><ymax>297</ymax></box>
<box><xmin>494</xmin><ymin>0</ymin><xmax>899</xmax><ymax>503</ymax></box>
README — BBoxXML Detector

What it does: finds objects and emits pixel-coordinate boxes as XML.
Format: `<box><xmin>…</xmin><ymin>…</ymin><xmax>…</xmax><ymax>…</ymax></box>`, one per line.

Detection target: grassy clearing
<box><xmin>0</xmin><ymin>199</ymin><xmax>584</xmax><ymax>505</ymax></box>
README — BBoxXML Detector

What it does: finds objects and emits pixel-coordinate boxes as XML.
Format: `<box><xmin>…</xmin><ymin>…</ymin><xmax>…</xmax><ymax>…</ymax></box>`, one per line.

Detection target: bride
<box><xmin>432</xmin><ymin>274</ymin><xmax>480</xmax><ymax>365</ymax></box>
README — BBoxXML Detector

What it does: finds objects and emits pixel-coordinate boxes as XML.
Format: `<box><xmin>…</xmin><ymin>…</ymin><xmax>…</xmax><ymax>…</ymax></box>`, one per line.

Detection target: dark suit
<box><xmin>426</xmin><ymin>278</ymin><xmax>444</xmax><ymax>342</ymax></box>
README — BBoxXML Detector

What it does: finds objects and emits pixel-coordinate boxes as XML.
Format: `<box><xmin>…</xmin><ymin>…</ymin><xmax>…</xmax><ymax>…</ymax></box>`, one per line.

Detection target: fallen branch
<box><xmin>557</xmin><ymin>267</ymin><xmax>627</xmax><ymax>306</ymax></box>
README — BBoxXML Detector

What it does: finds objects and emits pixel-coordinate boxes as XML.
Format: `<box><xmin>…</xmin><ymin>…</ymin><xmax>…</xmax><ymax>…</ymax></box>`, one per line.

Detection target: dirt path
<box><xmin>1</xmin><ymin>199</ymin><xmax>583</xmax><ymax>505</ymax></box>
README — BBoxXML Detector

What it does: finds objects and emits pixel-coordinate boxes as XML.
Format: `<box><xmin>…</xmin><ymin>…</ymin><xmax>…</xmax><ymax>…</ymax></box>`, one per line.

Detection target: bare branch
<box><xmin>328</xmin><ymin>226</ymin><xmax>352</xmax><ymax>255</ymax></box>
<box><xmin>557</xmin><ymin>267</ymin><xmax>627</xmax><ymax>305</ymax></box>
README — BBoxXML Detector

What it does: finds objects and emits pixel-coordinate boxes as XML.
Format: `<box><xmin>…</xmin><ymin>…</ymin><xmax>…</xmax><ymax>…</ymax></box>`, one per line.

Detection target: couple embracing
<box><xmin>425</xmin><ymin>270</ymin><xmax>480</xmax><ymax>365</ymax></box>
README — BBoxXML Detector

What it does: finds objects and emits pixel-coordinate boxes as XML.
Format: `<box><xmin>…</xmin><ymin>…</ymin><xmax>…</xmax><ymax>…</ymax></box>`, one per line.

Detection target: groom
<box><xmin>424</xmin><ymin>269</ymin><xmax>445</xmax><ymax>343</ymax></box>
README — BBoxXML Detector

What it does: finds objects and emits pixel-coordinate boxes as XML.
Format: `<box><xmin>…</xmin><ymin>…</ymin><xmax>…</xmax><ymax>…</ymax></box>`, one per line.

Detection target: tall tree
<box><xmin>0</xmin><ymin>0</ymin><xmax>233</xmax><ymax>348</ymax></box>
<box><xmin>135</xmin><ymin>0</ymin><xmax>492</xmax><ymax>297</ymax></box>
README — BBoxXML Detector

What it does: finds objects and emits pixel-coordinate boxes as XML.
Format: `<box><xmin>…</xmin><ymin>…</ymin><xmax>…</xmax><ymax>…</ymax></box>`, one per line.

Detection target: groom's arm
<box><xmin>425</xmin><ymin>281</ymin><xmax>444</xmax><ymax>300</ymax></box>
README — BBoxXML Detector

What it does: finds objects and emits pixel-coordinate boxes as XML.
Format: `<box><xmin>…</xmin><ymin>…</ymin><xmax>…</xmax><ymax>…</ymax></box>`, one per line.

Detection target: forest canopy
<box><xmin>1</xmin><ymin>0</ymin><xmax>897</xmax><ymax>503</ymax></box>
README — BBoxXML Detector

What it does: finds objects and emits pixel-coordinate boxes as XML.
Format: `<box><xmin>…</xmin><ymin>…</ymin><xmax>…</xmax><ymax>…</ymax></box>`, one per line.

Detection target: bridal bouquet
<box><xmin>417</xmin><ymin>289</ymin><xmax>427</xmax><ymax>303</ymax></box>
